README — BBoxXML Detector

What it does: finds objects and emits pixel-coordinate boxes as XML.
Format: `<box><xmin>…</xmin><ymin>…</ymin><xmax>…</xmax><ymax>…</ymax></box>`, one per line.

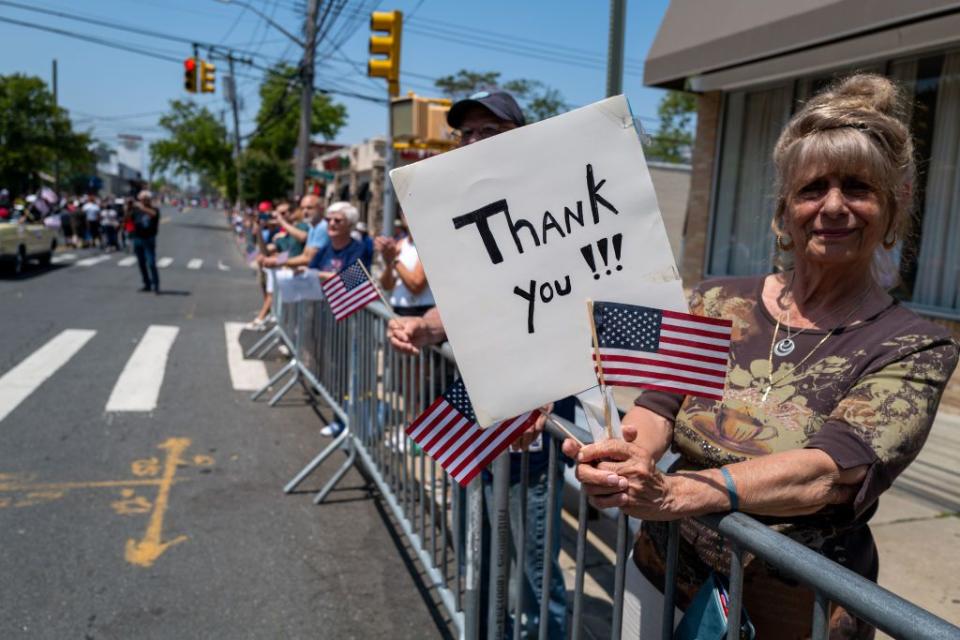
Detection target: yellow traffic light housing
<box><xmin>183</xmin><ymin>57</ymin><xmax>198</xmax><ymax>93</ymax></box>
<box><xmin>368</xmin><ymin>10</ymin><xmax>402</xmax><ymax>97</ymax></box>
<box><xmin>199</xmin><ymin>60</ymin><xmax>216</xmax><ymax>94</ymax></box>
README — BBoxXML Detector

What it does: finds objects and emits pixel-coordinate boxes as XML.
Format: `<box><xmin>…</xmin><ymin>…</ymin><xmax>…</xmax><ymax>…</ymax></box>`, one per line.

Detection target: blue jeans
<box><xmin>133</xmin><ymin>236</ymin><xmax>159</xmax><ymax>289</ymax></box>
<box><xmin>482</xmin><ymin>452</ymin><xmax>568</xmax><ymax>639</ymax></box>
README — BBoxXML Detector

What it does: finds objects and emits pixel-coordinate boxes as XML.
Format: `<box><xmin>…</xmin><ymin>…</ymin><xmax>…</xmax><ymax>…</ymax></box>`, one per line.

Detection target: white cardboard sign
<box><xmin>390</xmin><ymin>96</ymin><xmax>686</xmax><ymax>426</ymax></box>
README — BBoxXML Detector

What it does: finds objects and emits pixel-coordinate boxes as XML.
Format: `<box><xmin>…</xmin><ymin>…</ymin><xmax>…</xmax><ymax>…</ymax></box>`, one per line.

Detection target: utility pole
<box><xmin>227</xmin><ymin>55</ymin><xmax>243</xmax><ymax>208</ymax></box>
<box><xmin>52</xmin><ymin>59</ymin><xmax>59</xmax><ymax>193</ymax></box>
<box><xmin>295</xmin><ymin>0</ymin><xmax>320</xmax><ymax>198</ymax></box>
<box><xmin>605</xmin><ymin>0</ymin><xmax>627</xmax><ymax>97</ymax></box>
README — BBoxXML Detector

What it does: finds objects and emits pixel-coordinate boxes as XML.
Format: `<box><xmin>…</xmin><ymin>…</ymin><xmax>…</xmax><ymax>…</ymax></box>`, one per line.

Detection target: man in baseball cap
<box><xmin>446</xmin><ymin>90</ymin><xmax>526</xmax><ymax>146</ymax></box>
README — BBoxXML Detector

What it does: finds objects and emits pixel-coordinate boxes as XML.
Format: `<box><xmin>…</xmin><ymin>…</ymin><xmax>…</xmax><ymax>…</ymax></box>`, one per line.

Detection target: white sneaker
<box><xmin>320</xmin><ymin>422</ymin><xmax>345</xmax><ymax>437</ymax></box>
<box><xmin>278</xmin><ymin>344</ymin><xmax>290</xmax><ymax>356</ymax></box>
<box><xmin>245</xmin><ymin>319</ymin><xmax>265</xmax><ymax>331</ymax></box>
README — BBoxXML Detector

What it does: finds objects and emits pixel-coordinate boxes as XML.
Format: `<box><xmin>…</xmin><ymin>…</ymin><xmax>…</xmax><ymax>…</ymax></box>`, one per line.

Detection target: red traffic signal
<box><xmin>183</xmin><ymin>57</ymin><xmax>198</xmax><ymax>93</ymax></box>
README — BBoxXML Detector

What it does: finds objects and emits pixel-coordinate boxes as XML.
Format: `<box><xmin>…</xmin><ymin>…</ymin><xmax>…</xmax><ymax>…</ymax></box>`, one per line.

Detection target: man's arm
<box><xmin>275</xmin><ymin>215</ymin><xmax>308</xmax><ymax>243</ymax></box>
<box><xmin>386</xmin><ymin>306</ymin><xmax>445</xmax><ymax>355</ymax></box>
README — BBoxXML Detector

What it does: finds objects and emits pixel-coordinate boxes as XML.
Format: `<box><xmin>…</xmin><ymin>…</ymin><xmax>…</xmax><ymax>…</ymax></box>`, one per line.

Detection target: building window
<box><xmin>708</xmin><ymin>84</ymin><xmax>793</xmax><ymax>276</ymax></box>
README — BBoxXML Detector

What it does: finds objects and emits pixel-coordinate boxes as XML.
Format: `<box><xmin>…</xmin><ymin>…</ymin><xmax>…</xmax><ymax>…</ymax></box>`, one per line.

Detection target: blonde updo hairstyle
<box><xmin>771</xmin><ymin>74</ymin><xmax>915</xmax><ymax>284</ymax></box>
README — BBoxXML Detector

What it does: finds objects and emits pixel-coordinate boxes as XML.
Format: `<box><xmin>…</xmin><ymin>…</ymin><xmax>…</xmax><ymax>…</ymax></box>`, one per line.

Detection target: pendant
<box><xmin>773</xmin><ymin>338</ymin><xmax>795</xmax><ymax>357</ymax></box>
<box><xmin>761</xmin><ymin>385</ymin><xmax>771</xmax><ymax>402</ymax></box>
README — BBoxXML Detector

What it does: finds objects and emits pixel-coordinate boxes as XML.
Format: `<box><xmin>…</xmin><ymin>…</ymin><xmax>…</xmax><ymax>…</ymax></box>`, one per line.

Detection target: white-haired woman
<box><xmin>563</xmin><ymin>74</ymin><xmax>959</xmax><ymax>638</ymax></box>
<box><xmin>307</xmin><ymin>200</ymin><xmax>371</xmax><ymax>278</ymax></box>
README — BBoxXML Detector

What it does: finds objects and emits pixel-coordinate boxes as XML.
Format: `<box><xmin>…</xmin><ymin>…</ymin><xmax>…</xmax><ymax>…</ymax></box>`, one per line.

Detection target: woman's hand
<box><xmin>375</xmin><ymin>236</ymin><xmax>398</xmax><ymax>262</ymax></box>
<box><xmin>562</xmin><ymin>429</ymin><xmax>678</xmax><ymax>520</ymax></box>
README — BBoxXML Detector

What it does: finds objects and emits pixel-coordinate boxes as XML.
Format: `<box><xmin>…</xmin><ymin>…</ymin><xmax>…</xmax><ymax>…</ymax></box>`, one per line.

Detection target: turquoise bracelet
<box><xmin>720</xmin><ymin>467</ymin><xmax>739</xmax><ymax>511</ymax></box>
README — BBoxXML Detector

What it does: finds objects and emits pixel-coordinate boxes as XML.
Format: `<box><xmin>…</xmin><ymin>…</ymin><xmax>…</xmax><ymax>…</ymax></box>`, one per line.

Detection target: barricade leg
<box><xmin>283</xmin><ymin>425</ymin><xmax>350</xmax><ymax>494</ymax></box>
<box><xmin>314</xmin><ymin>435</ymin><xmax>357</xmax><ymax>504</ymax></box>
<box><xmin>463</xmin><ymin>477</ymin><xmax>483</xmax><ymax>640</ymax></box>
<box><xmin>250</xmin><ymin>359</ymin><xmax>295</xmax><ymax>401</ymax></box>
<box><xmin>488</xmin><ymin>453</ymin><xmax>510</xmax><ymax>639</ymax></box>
<box><xmin>610</xmin><ymin>512</ymin><xmax>630</xmax><ymax>639</ymax></box>
<box><xmin>245</xmin><ymin>326</ymin><xmax>280</xmax><ymax>359</ymax></box>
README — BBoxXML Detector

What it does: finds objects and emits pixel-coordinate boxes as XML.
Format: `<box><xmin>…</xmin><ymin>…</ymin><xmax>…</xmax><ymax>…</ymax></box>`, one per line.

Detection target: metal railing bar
<box><xmin>610</xmin><ymin>512</ymin><xmax>629</xmax><ymax>639</ymax></box>
<box><xmin>661</xmin><ymin>520</ymin><xmax>680</xmax><ymax>640</ymax></box>
<box><xmin>699</xmin><ymin>512</ymin><xmax>960</xmax><ymax>639</ymax></box>
<box><xmin>513</xmin><ymin>451</ymin><xmax>530</xmax><ymax>640</ymax></box>
<box><xmin>538</xmin><ymin>442</ymin><xmax>559</xmax><ymax>640</ymax></box>
<box><xmin>571</xmin><ymin>490</ymin><xmax>589</xmax><ymax>640</ymax></box>
<box><xmin>489</xmin><ymin>452</ymin><xmax>510</xmax><ymax>639</ymax></box>
<box><xmin>725</xmin><ymin>543</ymin><xmax>744</xmax><ymax>640</ymax></box>
<box><xmin>811</xmin><ymin>590</ymin><xmax>829</xmax><ymax>640</ymax></box>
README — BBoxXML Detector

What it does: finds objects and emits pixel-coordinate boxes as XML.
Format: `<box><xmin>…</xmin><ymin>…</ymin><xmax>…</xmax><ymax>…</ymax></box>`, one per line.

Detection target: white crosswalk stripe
<box><xmin>157</xmin><ymin>257</ymin><xmax>174</xmax><ymax>268</ymax></box>
<box><xmin>51</xmin><ymin>252</ymin><xmax>76</xmax><ymax>264</ymax></box>
<box><xmin>224</xmin><ymin>323</ymin><xmax>268</xmax><ymax>390</ymax></box>
<box><xmin>118</xmin><ymin>256</ymin><xmax>137</xmax><ymax>267</ymax></box>
<box><xmin>105</xmin><ymin>325</ymin><xmax>179</xmax><ymax>412</ymax></box>
<box><xmin>0</xmin><ymin>330</ymin><xmax>96</xmax><ymax>423</ymax></box>
<box><xmin>187</xmin><ymin>258</ymin><xmax>203</xmax><ymax>270</ymax></box>
<box><xmin>76</xmin><ymin>255</ymin><xmax>111</xmax><ymax>267</ymax></box>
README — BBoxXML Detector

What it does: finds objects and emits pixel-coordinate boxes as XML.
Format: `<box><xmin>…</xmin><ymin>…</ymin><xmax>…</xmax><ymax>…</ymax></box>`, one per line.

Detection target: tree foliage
<box><xmin>248</xmin><ymin>64</ymin><xmax>348</xmax><ymax>160</ymax></box>
<box><xmin>149</xmin><ymin>100</ymin><xmax>233</xmax><ymax>193</ymax></box>
<box><xmin>0</xmin><ymin>74</ymin><xmax>95</xmax><ymax>195</ymax></box>
<box><xmin>434</xmin><ymin>69</ymin><xmax>568</xmax><ymax>123</ymax></box>
<box><xmin>644</xmin><ymin>90</ymin><xmax>697</xmax><ymax>164</ymax></box>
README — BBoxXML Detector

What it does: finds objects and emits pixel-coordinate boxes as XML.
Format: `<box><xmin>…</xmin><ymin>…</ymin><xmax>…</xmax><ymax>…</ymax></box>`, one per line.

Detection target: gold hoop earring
<box><xmin>882</xmin><ymin>232</ymin><xmax>898</xmax><ymax>250</ymax></box>
<box><xmin>777</xmin><ymin>234</ymin><xmax>794</xmax><ymax>252</ymax></box>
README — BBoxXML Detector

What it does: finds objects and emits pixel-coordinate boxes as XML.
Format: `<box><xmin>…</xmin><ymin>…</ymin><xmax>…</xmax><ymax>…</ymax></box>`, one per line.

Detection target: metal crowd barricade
<box><xmin>253</xmin><ymin>298</ymin><xmax>960</xmax><ymax>640</ymax></box>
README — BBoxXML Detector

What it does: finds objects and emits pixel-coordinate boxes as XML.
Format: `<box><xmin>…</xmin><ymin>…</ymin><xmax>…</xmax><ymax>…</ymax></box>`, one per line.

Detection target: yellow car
<box><xmin>0</xmin><ymin>217</ymin><xmax>58</xmax><ymax>274</ymax></box>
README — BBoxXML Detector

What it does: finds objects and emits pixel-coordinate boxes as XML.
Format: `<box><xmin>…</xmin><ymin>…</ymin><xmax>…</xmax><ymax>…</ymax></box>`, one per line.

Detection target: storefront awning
<box><xmin>645</xmin><ymin>0</ymin><xmax>960</xmax><ymax>89</ymax></box>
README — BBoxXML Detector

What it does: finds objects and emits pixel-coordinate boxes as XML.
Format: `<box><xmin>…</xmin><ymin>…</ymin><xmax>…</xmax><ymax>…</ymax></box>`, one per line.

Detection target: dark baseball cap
<box><xmin>447</xmin><ymin>91</ymin><xmax>526</xmax><ymax>129</ymax></box>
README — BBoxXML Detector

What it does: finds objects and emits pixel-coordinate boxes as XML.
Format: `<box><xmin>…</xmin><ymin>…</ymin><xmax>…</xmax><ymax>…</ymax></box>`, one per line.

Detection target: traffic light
<box><xmin>199</xmin><ymin>60</ymin><xmax>216</xmax><ymax>94</ymax></box>
<box><xmin>368</xmin><ymin>10</ymin><xmax>402</xmax><ymax>97</ymax></box>
<box><xmin>183</xmin><ymin>57</ymin><xmax>198</xmax><ymax>93</ymax></box>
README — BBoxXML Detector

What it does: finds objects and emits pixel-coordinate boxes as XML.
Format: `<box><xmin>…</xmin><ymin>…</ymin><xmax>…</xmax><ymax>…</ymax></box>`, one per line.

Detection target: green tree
<box><xmin>239</xmin><ymin>148</ymin><xmax>291</xmax><ymax>203</ymax></box>
<box><xmin>434</xmin><ymin>69</ymin><xmax>568</xmax><ymax>123</ymax></box>
<box><xmin>150</xmin><ymin>100</ymin><xmax>233</xmax><ymax>194</ymax></box>
<box><xmin>644</xmin><ymin>90</ymin><xmax>697</xmax><ymax>164</ymax></box>
<box><xmin>0</xmin><ymin>74</ymin><xmax>95</xmax><ymax>195</ymax></box>
<box><xmin>248</xmin><ymin>64</ymin><xmax>347</xmax><ymax>160</ymax></box>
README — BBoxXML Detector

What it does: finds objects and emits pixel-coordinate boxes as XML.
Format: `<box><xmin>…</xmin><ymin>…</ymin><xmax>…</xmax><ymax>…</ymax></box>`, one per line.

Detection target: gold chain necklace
<box><xmin>761</xmin><ymin>290</ymin><xmax>872</xmax><ymax>403</ymax></box>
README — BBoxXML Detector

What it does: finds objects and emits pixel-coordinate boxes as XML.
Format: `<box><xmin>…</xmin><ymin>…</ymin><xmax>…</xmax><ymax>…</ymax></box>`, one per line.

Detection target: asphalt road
<box><xmin>0</xmin><ymin>208</ymin><xmax>450</xmax><ymax>639</ymax></box>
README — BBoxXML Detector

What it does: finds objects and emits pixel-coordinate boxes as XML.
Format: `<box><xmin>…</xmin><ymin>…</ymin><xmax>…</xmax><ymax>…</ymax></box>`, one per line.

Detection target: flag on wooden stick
<box><xmin>321</xmin><ymin>260</ymin><xmax>380</xmax><ymax>321</ymax></box>
<box><xmin>592</xmin><ymin>301</ymin><xmax>732</xmax><ymax>400</ymax></box>
<box><xmin>406</xmin><ymin>379</ymin><xmax>539</xmax><ymax>486</ymax></box>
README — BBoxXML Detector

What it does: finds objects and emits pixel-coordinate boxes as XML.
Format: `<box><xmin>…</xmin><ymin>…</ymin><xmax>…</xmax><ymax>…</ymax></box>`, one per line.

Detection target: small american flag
<box><xmin>593</xmin><ymin>301</ymin><xmax>732</xmax><ymax>401</ymax></box>
<box><xmin>321</xmin><ymin>261</ymin><xmax>379</xmax><ymax>321</ymax></box>
<box><xmin>406</xmin><ymin>379</ymin><xmax>539</xmax><ymax>486</ymax></box>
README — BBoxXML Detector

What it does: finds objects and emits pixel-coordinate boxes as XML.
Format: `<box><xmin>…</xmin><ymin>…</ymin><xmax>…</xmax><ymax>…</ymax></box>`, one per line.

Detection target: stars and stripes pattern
<box><xmin>593</xmin><ymin>301</ymin><xmax>732</xmax><ymax>401</ymax></box>
<box><xmin>321</xmin><ymin>261</ymin><xmax>379</xmax><ymax>321</ymax></box>
<box><xmin>405</xmin><ymin>379</ymin><xmax>539</xmax><ymax>486</ymax></box>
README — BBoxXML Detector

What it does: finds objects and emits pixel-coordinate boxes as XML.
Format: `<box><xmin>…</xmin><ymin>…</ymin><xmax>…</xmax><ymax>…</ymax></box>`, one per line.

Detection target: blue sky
<box><xmin>0</xmin><ymin>0</ymin><xmax>671</xmax><ymax>174</ymax></box>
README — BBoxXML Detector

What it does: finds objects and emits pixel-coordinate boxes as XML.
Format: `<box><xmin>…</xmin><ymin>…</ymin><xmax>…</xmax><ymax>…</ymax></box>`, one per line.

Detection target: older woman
<box><xmin>563</xmin><ymin>74</ymin><xmax>959</xmax><ymax>638</ymax></box>
<box><xmin>307</xmin><ymin>201</ymin><xmax>372</xmax><ymax>278</ymax></box>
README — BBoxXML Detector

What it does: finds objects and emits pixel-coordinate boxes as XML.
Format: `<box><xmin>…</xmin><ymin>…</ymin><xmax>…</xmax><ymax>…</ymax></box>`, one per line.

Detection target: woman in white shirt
<box><xmin>375</xmin><ymin>218</ymin><xmax>434</xmax><ymax>317</ymax></box>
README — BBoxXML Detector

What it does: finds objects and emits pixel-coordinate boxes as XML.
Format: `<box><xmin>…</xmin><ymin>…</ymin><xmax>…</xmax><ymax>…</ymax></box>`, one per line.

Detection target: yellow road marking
<box><xmin>125</xmin><ymin>437</ymin><xmax>190</xmax><ymax>567</ymax></box>
<box><xmin>0</xmin><ymin>478</ymin><xmax>173</xmax><ymax>493</ymax></box>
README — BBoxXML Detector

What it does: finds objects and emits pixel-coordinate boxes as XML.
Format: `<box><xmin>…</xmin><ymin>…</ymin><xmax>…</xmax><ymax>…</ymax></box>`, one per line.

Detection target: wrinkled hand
<box><xmin>387</xmin><ymin>316</ymin><xmax>430</xmax><ymax>355</ymax></box>
<box><xmin>561</xmin><ymin>425</ymin><xmax>676</xmax><ymax>520</ymax></box>
<box><xmin>375</xmin><ymin>236</ymin><xmax>398</xmax><ymax>262</ymax></box>
<box><xmin>511</xmin><ymin>403</ymin><xmax>552</xmax><ymax>452</ymax></box>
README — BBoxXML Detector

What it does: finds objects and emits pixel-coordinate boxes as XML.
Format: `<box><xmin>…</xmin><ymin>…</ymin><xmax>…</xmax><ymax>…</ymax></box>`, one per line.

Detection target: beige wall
<box><xmin>648</xmin><ymin>162</ymin><xmax>691</xmax><ymax>266</ymax></box>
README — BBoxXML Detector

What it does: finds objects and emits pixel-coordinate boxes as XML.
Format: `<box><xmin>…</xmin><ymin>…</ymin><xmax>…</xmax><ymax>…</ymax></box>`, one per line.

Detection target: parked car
<box><xmin>0</xmin><ymin>217</ymin><xmax>58</xmax><ymax>274</ymax></box>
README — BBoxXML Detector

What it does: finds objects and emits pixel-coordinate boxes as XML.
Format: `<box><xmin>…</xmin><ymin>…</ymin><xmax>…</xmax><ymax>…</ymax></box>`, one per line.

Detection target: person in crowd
<box><xmin>130</xmin><ymin>190</ymin><xmax>161</xmax><ymax>293</ymax></box>
<box><xmin>69</xmin><ymin>198</ymin><xmax>84</xmax><ymax>247</ymax></box>
<box><xmin>562</xmin><ymin>74</ymin><xmax>960</xmax><ymax>639</ymax></box>
<box><xmin>385</xmin><ymin>90</ymin><xmax>569</xmax><ymax>638</ymax></box>
<box><xmin>353</xmin><ymin>220</ymin><xmax>375</xmax><ymax>265</ymax></box>
<box><xmin>375</xmin><ymin>213</ymin><xmax>433</xmax><ymax>317</ymax></box>
<box><xmin>117</xmin><ymin>198</ymin><xmax>131</xmax><ymax>251</ymax></box>
<box><xmin>307</xmin><ymin>200</ymin><xmax>370</xmax><ymax>279</ymax></box>
<box><xmin>248</xmin><ymin>201</ymin><xmax>280</xmax><ymax>330</ymax></box>
<box><xmin>0</xmin><ymin>188</ymin><xmax>9</xmax><ymax>221</ymax></box>
<box><xmin>82</xmin><ymin>194</ymin><xmax>101</xmax><ymax>249</ymax></box>
<box><xmin>259</xmin><ymin>194</ymin><xmax>331</xmax><ymax>270</ymax></box>
<box><xmin>100</xmin><ymin>196</ymin><xmax>120</xmax><ymax>251</ymax></box>
<box><xmin>271</xmin><ymin>203</ymin><xmax>310</xmax><ymax>260</ymax></box>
